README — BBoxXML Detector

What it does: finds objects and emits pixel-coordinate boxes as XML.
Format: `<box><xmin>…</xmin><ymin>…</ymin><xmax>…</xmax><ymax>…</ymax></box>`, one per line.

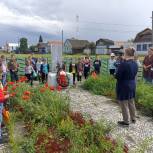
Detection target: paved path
<box><xmin>67</xmin><ymin>86</ymin><xmax>153</xmax><ymax>153</ymax></box>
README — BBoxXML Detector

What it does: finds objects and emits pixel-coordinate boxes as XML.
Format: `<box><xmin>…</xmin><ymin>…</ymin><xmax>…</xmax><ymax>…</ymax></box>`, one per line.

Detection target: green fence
<box><xmin>6</xmin><ymin>57</ymin><xmax>144</xmax><ymax>81</ymax></box>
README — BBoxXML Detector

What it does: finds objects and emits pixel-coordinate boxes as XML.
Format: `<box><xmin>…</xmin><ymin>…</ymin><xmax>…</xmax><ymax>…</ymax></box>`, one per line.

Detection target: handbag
<box><xmin>33</xmin><ymin>70</ymin><xmax>37</xmax><ymax>78</ymax></box>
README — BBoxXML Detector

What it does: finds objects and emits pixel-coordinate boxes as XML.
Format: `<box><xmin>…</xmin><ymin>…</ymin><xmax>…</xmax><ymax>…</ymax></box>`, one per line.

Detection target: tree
<box><xmin>20</xmin><ymin>38</ymin><xmax>28</xmax><ymax>53</ymax></box>
<box><xmin>39</xmin><ymin>35</ymin><xmax>43</xmax><ymax>43</ymax></box>
<box><xmin>29</xmin><ymin>45</ymin><xmax>37</xmax><ymax>52</ymax></box>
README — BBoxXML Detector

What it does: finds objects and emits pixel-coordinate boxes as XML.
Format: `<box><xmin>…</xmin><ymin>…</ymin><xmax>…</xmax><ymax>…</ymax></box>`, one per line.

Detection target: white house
<box><xmin>96</xmin><ymin>38</ymin><xmax>114</xmax><ymax>54</ymax></box>
<box><xmin>4</xmin><ymin>43</ymin><xmax>19</xmax><ymax>52</ymax></box>
<box><xmin>134</xmin><ymin>28</ymin><xmax>152</xmax><ymax>55</ymax></box>
<box><xmin>64</xmin><ymin>38</ymin><xmax>89</xmax><ymax>54</ymax></box>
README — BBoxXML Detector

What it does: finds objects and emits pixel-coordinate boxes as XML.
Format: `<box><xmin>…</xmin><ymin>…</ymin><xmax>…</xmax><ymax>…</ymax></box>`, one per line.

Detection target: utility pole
<box><xmin>62</xmin><ymin>30</ymin><xmax>64</xmax><ymax>53</ymax></box>
<box><xmin>152</xmin><ymin>11</ymin><xmax>153</xmax><ymax>45</ymax></box>
<box><xmin>76</xmin><ymin>15</ymin><xmax>79</xmax><ymax>39</ymax></box>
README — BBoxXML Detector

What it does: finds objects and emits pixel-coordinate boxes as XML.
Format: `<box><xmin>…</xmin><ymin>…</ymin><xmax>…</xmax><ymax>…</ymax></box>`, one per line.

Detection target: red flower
<box><xmin>19</xmin><ymin>76</ymin><xmax>28</xmax><ymax>82</ymax></box>
<box><xmin>11</xmin><ymin>85</ymin><xmax>17</xmax><ymax>90</ymax></box>
<box><xmin>24</xmin><ymin>91</ymin><xmax>31</xmax><ymax>96</ymax></box>
<box><xmin>22</xmin><ymin>95</ymin><xmax>30</xmax><ymax>101</ymax></box>
<box><xmin>40</xmin><ymin>87</ymin><xmax>46</xmax><ymax>93</ymax></box>
<box><xmin>8</xmin><ymin>82</ymin><xmax>15</xmax><ymax>86</ymax></box>
<box><xmin>45</xmin><ymin>83</ymin><xmax>48</xmax><ymax>88</ymax></box>
<box><xmin>10</xmin><ymin>92</ymin><xmax>16</xmax><ymax>97</ymax></box>
<box><xmin>3</xmin><ymin>85</ymin><xmax>8</xmax><ymax>91</ymax></box>
<box><xmin>57</xmin><ymin>86</ymin><xmax>62</xmax><ymax>91</ymax></box>
<box><xmin>50</xmin><ymin>86</ymin><xmax>55</xmax><ymax>91</ymax></box>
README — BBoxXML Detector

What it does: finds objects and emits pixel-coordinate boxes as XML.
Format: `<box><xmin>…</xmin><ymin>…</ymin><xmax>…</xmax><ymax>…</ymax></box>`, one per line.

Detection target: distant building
<box><xmin>48</xmin><ymin>40</ymin><xmax>63</xmax><ymax>53</ymax></box>
<box><xmin>37</xmin><ymin>42</ymin><xmax>48</xmax><ymax>54</ymax></box>
<box><xmin>134</xmin><ymin>28</ymin><xmax>152</xmax><ymax>54</ymax></box>
<box><xmin>115</xmin><ymin>41</ymin><xmax>134</xmax><ymax>49</ymax></box>
<box><xmin>64</xmin><ymin>38</ymin><xmax>89</xmax><ymax>54</ymax></box>
<box><xmin>4</xmin><ymin>43</ymin><xmax>19</xmax><ymax>52</ymax></box>
<box><xmin>96</xmin><ymin>38</ymin><xmax>114</xmax><ymax>54</ymax></box>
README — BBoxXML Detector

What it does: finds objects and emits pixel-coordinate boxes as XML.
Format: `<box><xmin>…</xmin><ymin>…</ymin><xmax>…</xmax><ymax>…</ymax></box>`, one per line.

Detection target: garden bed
<box><xmin>5</xmin><ymin>77</ymin><xmax>128</xmax><ymax>153</ymax></box>
<box><xmin>83</xmin><ymin>75</ymin><xmax>153</xmax><ymax>117</ymax></box>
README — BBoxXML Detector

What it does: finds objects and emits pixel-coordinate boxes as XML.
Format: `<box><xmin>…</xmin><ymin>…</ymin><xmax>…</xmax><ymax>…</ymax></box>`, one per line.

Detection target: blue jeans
<box><xmin>10</xmin><ymin>71</ymin><xmax>18</xmax><ymax>82</ymax></box>
<box><xmin>2</xmin><ymin>73</ymin><xmax>7</xmax><ymax>86</ymax></box>
<box><xmin>0</xmin><ymin>103</ymin><xmax>3</xmax><ymax>139</ymax></box>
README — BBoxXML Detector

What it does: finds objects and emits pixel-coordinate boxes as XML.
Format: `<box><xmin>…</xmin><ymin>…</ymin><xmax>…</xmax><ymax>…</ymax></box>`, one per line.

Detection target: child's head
<box><xmin>43</xmin><ymin>58</ymin><xmax>47</xmax><ymax>64</ymax></box>
<box><xmin>26</xmin><ymin>61</ymin><xmax>31</xmax><ymax>66</ymax></box>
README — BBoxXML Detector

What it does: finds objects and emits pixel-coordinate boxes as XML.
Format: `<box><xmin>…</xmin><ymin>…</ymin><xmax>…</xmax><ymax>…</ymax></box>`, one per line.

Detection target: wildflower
<box><xmin>50</xmin><ymin>86</ymin><xmax>55</xmax><ymax>91</ymax></box>
<box><xmin>40</xmin><ymin>87</ymin><xmax>46</xmax><ymax>93</ymax></box>
<box><xmin>10</xmin><ymin>92</ymin><xmax>16</xmax><ymax>97</ymax></box>
<box><xmin>11</xmin><ymin>85</ymin><xmax>17</xmax><ymax>90</ymax></box>
<box><xmin>45</xmin><ymin>83</ymin><xmax>48</xmax><ymax>88</ymax></box>
<box><xmin>22</xmin><ymin>95</ymin><xmax>30</xmax><ymax>101</ymax></box>
<box><xmin>8</xmin><ymin>82</ymin><xmax>15</xmax><ymax>86</ymax></box>
<box><xmin>24</xmin><ymin>91</ymin><xmax>31</xmax><ymax>96</ymax></box>
<box><xmin>57</xmin><ymin>86</ymin><xmax>62</xmax><ymax>91</ymax></box>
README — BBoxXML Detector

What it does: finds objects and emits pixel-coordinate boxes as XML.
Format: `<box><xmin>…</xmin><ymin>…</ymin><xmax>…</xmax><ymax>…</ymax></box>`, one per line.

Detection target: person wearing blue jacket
<box><xmin>115</xmin><ymin>48</ymin><xmax>138</xmax><ymax>127</ymax></box>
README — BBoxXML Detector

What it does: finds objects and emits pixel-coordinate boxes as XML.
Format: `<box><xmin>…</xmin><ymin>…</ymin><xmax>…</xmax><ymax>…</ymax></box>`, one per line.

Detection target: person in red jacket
<box><xmin>0</xmin><ymin>83</ymin><xmax>9</xmax><ymax>143</ymax></box>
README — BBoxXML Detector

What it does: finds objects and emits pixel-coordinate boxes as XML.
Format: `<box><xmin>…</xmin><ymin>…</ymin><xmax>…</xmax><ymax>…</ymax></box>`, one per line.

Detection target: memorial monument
<box><xmin>48</xmin><ymin>41</ymin><xmax>73</xmax><ymax>87</ymax></box>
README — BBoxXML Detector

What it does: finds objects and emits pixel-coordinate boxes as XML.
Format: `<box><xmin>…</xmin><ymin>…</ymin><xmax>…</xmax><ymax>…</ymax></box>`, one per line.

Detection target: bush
<box><xmin>83</xmin><ymin>75</ymin><xmax>116</xmax><ymax>98</ymax></box>
<box><xmin>83</xmin><ymin>75</ymin><xmax>153</xmax><ymax>117</ymax></box>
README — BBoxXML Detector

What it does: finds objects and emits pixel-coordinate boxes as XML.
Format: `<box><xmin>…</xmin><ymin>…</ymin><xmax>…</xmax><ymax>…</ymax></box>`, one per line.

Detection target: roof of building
<box><xmin>48</xmin><ymin>40</ymin><xmax>63</xmax><ymax>46</ymax></box>
<box><xmin>66</xmin><ymin>39</ymin><xmax>89</xmax><ymax>49</ymax></box>
<box><xmin>96</xmin><ymin>38</ymin><xmax>114</xmax><ymax>46</ymax></box>
<box><xmin>134</xmin><ymin>28</ymin><xmax>152</xmax><ymax>43</ymax></box>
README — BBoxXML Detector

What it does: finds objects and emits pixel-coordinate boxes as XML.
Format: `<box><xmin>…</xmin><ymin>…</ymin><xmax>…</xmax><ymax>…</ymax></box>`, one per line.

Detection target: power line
<box><xmin>79</xmin><ymin>20</ymin><xmax>150</xmax><ymax>27</ymax></box>
<box><xmin>79</xmin><ymin>27</ymin><xmax>139</xmax><ymax>33</ymax></box>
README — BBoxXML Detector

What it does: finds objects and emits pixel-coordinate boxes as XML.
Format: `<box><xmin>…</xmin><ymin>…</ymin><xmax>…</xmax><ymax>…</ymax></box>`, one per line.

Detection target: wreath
<box><xmin>56</xmin><ymin>70</ymin><xmax>69</xmax><ymax>88</ymax></box>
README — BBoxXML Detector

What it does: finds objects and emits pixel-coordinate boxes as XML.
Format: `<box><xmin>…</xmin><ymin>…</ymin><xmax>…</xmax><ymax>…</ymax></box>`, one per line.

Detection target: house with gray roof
<box><xmin>134</xmin><ymin>28</ymin><xmax>153</xmax><ymax>54</ymax></box>
<box><xmin>64</xmin><ymin>38</ymin><xmax>89</xmax><ymax>54</ymax></box>
<box><xmin>96</xmin><ymin>38</ymin><xmax>114</xmax><ymax>54</ymax></box>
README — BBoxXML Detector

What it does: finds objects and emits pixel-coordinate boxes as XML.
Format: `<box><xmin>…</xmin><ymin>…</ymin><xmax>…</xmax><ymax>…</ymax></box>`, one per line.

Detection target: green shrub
<box><xmin>83</xmin><ymin>75</ymin><xmax>116</xmax><ymax>98</ymax></box>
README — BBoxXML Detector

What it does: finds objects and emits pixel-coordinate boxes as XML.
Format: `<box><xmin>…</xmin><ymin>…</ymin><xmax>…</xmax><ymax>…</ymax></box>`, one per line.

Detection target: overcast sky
<box><xmin>0</xmin><ymin>0</ymin><xmax>152</xmax><ymax>46</ymax></box>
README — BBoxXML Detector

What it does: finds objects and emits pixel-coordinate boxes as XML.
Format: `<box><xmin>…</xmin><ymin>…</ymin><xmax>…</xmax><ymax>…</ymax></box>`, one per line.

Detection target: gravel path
<box><xmin>67</xmin><ymin>86</ymin><xmax>153</xmax><ymax>153</ymax></box>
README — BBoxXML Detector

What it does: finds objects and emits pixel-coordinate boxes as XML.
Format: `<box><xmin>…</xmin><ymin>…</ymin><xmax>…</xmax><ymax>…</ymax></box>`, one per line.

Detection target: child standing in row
<box><xmin>25</xmin><ymin>61</ymin><xmax>34</xmax><ymax>86</ymax></box>
<box><xmin>69</xmin><ymin>60</ymin><xmax>77</xmax><ymax>85</ymax></box>
<box><xmin>40</xmin><ymin>59</ymin><xmax>49</xmax><ymax>84</ymax></box>
<box><xmin>83</xmin><ymin>57</ymin><xmax>90</xmax><ymax>79</ymax></box>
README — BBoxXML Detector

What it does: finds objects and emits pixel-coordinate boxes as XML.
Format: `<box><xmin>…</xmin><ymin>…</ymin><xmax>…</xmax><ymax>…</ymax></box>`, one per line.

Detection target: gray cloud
<box><xmin>0</xmin><ymin>0</ymin><xmax>153</xmax><ymax>46</ymax></box>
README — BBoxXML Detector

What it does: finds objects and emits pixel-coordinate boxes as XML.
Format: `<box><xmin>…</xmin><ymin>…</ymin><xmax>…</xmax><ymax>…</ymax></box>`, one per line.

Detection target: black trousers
<box><xmin>72</xmin><ymin>73</ymin><xmax>76</xmax><ymax>84</ymax></box>
<box><xmin>25</xmin><ymin>73</ymin><xmax>33</xmax><ymax>86</ymax></box>
<box><xmin>84</xmin><ymin>70</ymin><xmax>89</xmax><ymax>79</ymax></box>
<box><xmin>109</xmin><ymin>69</ymin><xmax>115</xmax><ymax>75</ymax></box>
<box><xmin>77</xmin><ymin>74</ymin><xmax>82</xmax><ymax>82</ymax></box>
<box><xmin>41</xmin><ymin>73</ymin><xmax>48</xmax><ymax>83</ymax></box>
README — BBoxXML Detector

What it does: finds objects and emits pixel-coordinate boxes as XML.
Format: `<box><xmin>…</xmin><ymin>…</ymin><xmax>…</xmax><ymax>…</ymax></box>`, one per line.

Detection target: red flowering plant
<box><xmin>7</xmin><ymin>81</ymin><xmax>129</xmax><ymax>153</ymax></box>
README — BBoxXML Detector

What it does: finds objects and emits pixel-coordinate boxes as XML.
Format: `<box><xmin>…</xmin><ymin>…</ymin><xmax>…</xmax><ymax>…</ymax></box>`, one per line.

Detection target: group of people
<box><xmin>108</xmin><ymin>52</ymin><xmax>141</xmax><ymax>76</ymax></box>
<box><xmin>24</xmin><ymin>55</ymin><xmax>49</xmax><ymax>86</ymax></box>
<box><xmin>0</xmin><ymin>54</ymin><xmax>50</xmax><ymax>87</ymax></box>
<box><xmin>68</xmin><ymin>56</ymin><xmax>101</xmax><ymax>84</ymax></box>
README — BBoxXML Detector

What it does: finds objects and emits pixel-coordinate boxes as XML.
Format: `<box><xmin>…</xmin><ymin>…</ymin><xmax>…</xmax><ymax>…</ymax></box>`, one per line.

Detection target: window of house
<box><xmin>149</xmin><ymin>44</ymin><xmax>153</xmax><ymax>48</ymax></box>
<box><xmin>142</xmin><ymin>44</ymin><xmax>147</xmax><ymax>51</ymax></box>
<box><xmin>137</xmin><ymin>44</ymin><xmax>141</xmax><ymax>51</ymax></box>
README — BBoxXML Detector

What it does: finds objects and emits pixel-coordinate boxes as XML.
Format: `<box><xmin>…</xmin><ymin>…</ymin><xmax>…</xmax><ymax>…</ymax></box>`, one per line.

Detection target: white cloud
<box><xmin>0</xmin><ymin>2</ymin><xmax>64</xmax><ymax>35</ymax></box>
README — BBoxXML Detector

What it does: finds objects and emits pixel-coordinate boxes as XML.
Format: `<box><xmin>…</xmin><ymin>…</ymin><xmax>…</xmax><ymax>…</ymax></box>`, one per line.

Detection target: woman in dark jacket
<box><xmin>115</xmin><ymin>48</ymin><xmax>138</xmax><ymax>127</ymax></box>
